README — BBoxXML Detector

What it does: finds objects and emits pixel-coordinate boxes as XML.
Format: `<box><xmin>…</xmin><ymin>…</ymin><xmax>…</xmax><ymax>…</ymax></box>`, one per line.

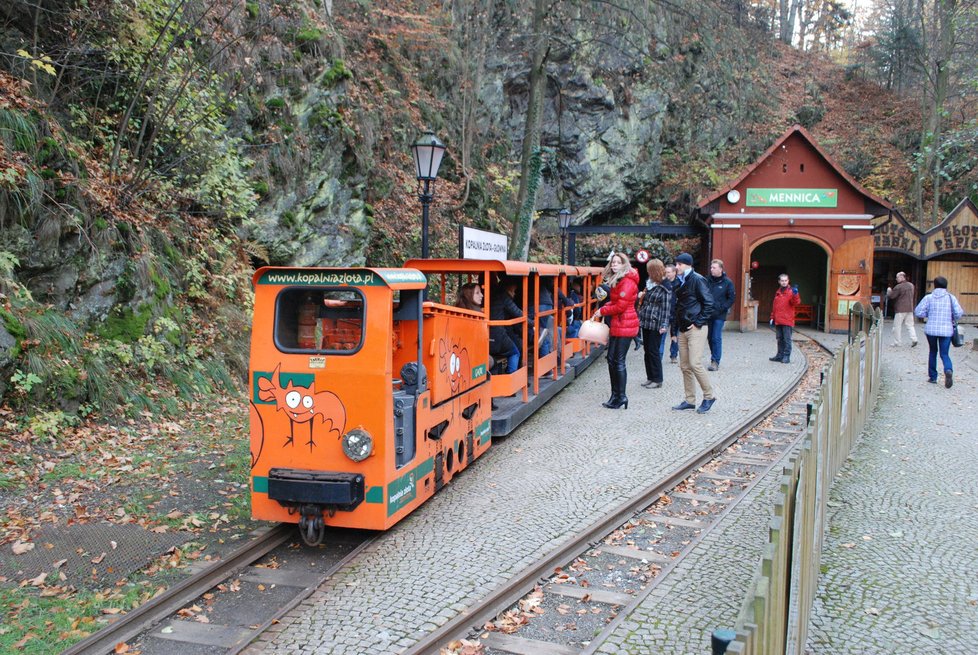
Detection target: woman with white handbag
<box><xmin>591</xmin><ymin>253</ymin><xmax>640</xmax><ymax>409</ymax></box>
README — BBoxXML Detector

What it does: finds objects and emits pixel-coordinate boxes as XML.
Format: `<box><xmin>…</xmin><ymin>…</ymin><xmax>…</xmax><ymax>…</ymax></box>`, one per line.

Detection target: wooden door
<box><xmin>927</xmin><ymin>260</ymin><xmax>978</xmax><ymax>322</ymax></box>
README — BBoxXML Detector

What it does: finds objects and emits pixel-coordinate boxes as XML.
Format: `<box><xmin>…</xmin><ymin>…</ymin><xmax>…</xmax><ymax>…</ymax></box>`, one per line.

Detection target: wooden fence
<box><xmin>726</xmin><ymin>307</ymin><xmax>883</xmax><ymax>654</ymax></box>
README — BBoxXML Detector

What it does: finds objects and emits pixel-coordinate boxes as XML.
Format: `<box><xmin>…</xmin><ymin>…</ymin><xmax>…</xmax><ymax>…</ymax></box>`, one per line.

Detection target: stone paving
<box><xmin>593</xmin><ymin>327</ymin><xmax>843</xmax><ymax>655</ymax></box>
<box><xmin>247</xmin><ymin>329</ymin><xmax>802</xmax><ymax>655</ymax></box>
<box><xmin>596</xmin><ymin>325</ymin><xmax>978</xmax><ymax>655</ymax></box>
<box><xmin>807</xmin><ymin>331</ymin><xmax>978</xmax><ymax>654</ymax></box>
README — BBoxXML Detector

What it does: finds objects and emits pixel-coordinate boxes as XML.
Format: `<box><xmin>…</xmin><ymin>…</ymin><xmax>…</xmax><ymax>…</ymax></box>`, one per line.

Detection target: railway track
<box><xmin>61</xmin><ymin>336</ymin><xmax>830</xmax><ymax>655</ymax></box>
<box><xmin>405</xmin><ymin>337</ymin><xmax>831</xmax><ymax>655</ymax></box>
<box><xmin>62</xmin><ymin>524</ymin><xmax>374</xmax><ymax>655</ymax></box>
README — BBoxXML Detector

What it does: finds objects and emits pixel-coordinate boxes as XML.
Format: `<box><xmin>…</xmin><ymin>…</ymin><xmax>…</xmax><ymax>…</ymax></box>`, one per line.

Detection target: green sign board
<box><xmin>746</xmin><ymin>188</ymin><xmax>838</xmax><ymax>208</ymax></box>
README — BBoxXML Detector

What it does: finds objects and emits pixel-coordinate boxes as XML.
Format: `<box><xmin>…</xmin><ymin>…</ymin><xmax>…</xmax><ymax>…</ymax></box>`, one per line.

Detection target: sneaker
<box><xmin>707</xmin><ymin>361</ymin><xmax>719</xmax><ymax>371</ymax></box>
<box><xmin>641</xmin><ymin>380</ymin><xmax>662</xmax><ymax>388</ymax></box>
<box><xmin>696</xmin><ymin>398</ymin><xmax>716</xmax><ymax>413</ymax></box>
<box><xmin>769</xmin><ymin>356</ymin><xmax>782</xmax><ymax>362</ymax></box>
<box><xmin>672</xmin><ymin>401</ymin><xmax>696</xmax><ymax>410</ymax></box>
<box><xmin>945</xmin><ymin>370</ymin><xmax>953</xmax><ymax>388</ymax></box>
<box><xmin>911</xmin><ymin>341</ymin><xmax>919</xmax><ymax>348</ymax></box>
<box><xmin>927</xmin><ymin>378</ymin><xmax>937</xmax><ymax>384</ymax></box>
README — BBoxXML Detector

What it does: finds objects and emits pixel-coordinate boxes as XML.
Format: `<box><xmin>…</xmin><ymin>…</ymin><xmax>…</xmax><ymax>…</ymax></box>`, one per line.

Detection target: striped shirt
<box><xmin>914</xmin><ymin>289</ymin><xmax>963</xmax><ymax>337</ymax></box>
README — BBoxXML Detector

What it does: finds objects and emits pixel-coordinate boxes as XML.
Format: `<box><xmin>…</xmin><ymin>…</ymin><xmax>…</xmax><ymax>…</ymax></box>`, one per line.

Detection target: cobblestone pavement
<box><xmin>594</xmin><ymin>329</ymin><xmax>839</xmax><ymax>655</ymax></box>
<box><xmin>247</xmin><ymin>329</ymin><xmax>803</xmax><ymax>655</ymax></box>
<box><xmin>808</xmin><ymin>332</ymin><xmax>978</xmax><ymax>654</ymax></box>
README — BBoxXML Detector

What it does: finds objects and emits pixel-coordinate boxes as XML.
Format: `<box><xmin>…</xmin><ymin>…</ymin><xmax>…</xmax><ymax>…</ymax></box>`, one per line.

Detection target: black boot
<box><xmin>607</xmin><ymin>367</ymin><xmax>628</xmax><ymax>409</ymax></box>
<box><xmin>602</xmin><ymin>360</ymin><xmax>619</xmax><ymax>407</ymax></box>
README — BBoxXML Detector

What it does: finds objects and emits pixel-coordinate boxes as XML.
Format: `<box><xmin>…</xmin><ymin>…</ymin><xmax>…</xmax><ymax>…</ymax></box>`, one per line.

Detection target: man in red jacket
<box><xmin>770</xmin><ymin>273</ymin><xmax>800</xmax><ymax>363</ymax></box>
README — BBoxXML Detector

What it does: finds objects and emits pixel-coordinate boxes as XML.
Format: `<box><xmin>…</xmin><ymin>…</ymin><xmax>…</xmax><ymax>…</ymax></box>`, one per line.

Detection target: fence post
<box><xmin>712</xmin><ymin>628</ymin><xmax>737</xmax><ymax>654</ymax></box>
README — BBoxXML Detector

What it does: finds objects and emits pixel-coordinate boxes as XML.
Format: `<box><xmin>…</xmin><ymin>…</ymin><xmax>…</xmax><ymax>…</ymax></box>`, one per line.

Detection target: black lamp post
<box><xmin>558</xmin><ymin>208</ymin><xmax>572</xmax><ymax>264</ymax></box>
<box><xmin>410</xmin><ymin>131</ymin><xmax>446</xmax><ymax>259</ymax></box>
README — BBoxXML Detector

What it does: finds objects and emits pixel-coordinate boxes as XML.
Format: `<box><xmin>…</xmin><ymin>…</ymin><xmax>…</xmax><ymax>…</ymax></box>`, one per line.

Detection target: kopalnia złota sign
<box><xmin>746</xmin><ymin>188</ymin><xmax>839</xmax><ymax>208</ymax></box>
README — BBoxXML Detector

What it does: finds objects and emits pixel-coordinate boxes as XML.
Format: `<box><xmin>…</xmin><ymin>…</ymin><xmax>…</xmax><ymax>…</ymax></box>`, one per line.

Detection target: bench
<box><xmin>795</xmin><ymin>304</ymin><xmax>813</xmax><ymax>325</ymax></box>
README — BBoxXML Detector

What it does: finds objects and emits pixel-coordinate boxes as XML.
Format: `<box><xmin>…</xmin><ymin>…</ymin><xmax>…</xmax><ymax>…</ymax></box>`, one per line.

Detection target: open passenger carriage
<box><xmin>248</xmin><ymin>261</ymin><xmax>604</xmax><ymax>545</ymax></box>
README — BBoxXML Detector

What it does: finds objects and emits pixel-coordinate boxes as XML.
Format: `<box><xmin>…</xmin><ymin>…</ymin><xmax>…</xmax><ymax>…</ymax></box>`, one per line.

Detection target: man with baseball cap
<box><xmin>671</xmin><ymin>253</ymin><xmax>717</xmax><ymax>413</ymax></box>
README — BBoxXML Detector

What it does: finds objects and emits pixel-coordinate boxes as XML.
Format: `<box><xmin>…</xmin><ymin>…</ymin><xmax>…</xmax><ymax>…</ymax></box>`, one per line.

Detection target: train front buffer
<box><xmin>247</xmin><ymin>267</ymin><xmax>492</xmax><ymax>543</ymax></box>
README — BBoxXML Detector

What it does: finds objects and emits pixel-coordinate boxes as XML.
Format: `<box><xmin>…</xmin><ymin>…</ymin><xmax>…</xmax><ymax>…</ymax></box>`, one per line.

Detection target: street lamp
<box><xmin>410</xmin><ymin>131</ymin><xmax>446</xmax><ymax>259</ymax></box>
<box><xmin>558</xmin><ymin>208</ymin><xmax>572</xmax><ymax>264</ymax></box>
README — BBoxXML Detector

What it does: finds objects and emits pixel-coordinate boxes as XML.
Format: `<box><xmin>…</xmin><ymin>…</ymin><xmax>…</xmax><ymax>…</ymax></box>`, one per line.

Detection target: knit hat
<box><xmin>675</xmin><ymin>252</ymin><xmax>694</xmax><ymax>266</ymax></box>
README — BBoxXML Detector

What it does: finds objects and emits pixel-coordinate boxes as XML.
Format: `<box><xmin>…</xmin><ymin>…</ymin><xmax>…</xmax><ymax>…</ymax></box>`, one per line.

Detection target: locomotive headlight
<box><xmin>341</xmin><ymin>428</ymin><xmax>373</xmax><ymax>462</ymax></box>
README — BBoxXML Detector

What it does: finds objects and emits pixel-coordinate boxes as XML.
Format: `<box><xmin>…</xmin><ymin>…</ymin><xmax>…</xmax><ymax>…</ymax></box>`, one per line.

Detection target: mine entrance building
<box><xmin>696</xmin><ymin>125</ymin><xmax>892</xmax><ymax>333</ymax></box>
<box><xmin>873</xmin><ymin>198</ymin><xmax>978</xmax><ymax>323</ymax></box>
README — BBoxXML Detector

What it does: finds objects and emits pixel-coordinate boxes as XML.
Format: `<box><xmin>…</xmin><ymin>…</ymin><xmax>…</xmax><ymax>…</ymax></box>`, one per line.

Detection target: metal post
<box><xmin>419</xmin><ymin>178</ymin><xmax>432</xmax><ymax>259</ymax></box>
<box><xmin>560</xmin><ymin>231</ymin><xmax>566</xmax><ymax>265</ymax></box>
<box><xmin>711</xmin><ymin>628</ymin><xmax>736</xmax><ymax>654</ymax></box>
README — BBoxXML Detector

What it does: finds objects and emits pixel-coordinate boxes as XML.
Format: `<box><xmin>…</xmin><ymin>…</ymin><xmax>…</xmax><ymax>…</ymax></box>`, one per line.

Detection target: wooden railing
<box><xmin>725</xmin><ymin>307</ymin><xmax>883</xmax><ymax>654</ymax></box>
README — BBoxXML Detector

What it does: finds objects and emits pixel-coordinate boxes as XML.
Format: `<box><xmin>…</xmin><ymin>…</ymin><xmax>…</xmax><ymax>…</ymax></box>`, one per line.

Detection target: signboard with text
<box><xmin>746</xmin><ymin>188</ymin><xmax>839</xmax><ymax>208</ymax></box>
<box><xmin>459</xmin><ymin>226</ymin><xmax>508</xmax><ymax>261</ymax></box>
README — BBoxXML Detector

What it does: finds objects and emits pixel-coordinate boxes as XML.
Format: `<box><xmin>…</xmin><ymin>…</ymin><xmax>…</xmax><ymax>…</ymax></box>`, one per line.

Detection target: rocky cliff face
<box><xmin>471</xmin><ymin>5</ymin><xmax>764</xmax><ymax>230</ymax></box>
<box><xmin>0</xmin><ymin>0</ymin><xmax>774</xmax><ymax>412</ymax></box>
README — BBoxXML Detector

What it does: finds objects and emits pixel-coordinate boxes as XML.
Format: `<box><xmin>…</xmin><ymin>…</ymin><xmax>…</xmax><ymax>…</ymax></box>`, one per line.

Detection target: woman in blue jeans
<box><xmin>914</xmin><ymin>276</ymin><xmax>964</xmax><ymax>388</ymax></box>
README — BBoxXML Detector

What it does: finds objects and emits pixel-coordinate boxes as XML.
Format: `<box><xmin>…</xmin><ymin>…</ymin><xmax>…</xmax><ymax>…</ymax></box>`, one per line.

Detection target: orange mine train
<box><xmin>249</xmin><ymin>260</ymin><xmax>604</xmax><ymax>545</ymax></box>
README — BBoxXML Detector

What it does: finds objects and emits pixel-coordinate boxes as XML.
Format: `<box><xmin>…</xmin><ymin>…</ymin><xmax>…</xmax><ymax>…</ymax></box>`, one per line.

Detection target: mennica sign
<box><xmin>746</xmin><ymin>188</ymin><xmax>839</xmax><ymax>208</ymax></box>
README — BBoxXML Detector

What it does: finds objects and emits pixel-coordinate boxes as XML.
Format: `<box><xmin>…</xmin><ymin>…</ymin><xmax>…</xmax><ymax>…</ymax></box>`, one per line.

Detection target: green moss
<box><xmin>310</xmin><ymin>102</ymin><xmax>342</xmax><ymax>130</ymax></box>
<box><xmin>98</xmin><ymin>305</ymin><xmax>152</xmax><ymax>343</ymax></box>
<box><xmin>322</xmin><ymin>59</ymin><xmax>352</xmax><ymax>86</ymax></box>
<box><xmin>0</xmin><ymin>307</ymin><xmax>26</xmax><ymax>358</ymax></box>
<box><xmin>294</xmin><ymin>27</ymin><xmax>323</xmax><ymax>45</ymax></box>
<box><xmin>245</xmin><ymin>1</ymin><xmax>259</xmax><ymax>18</ymax></box>
<box><xmin>265</xmin><ymin>97</ymin><xmax>286</xmax><ymax>111</ymax></box>
<box><xmin>1</xmin><ymin>307</ymin><xmax>26</xmax><ymax>341</ymax></box>
<box><xmin>252</xmin><ymin>180</ymin><xmax>269</xmax><ymax>197</ymax></box>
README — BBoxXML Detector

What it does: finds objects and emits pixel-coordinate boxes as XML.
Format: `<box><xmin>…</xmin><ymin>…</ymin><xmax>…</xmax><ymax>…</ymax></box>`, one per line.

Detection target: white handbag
<box><xmin>578</xmin><ymin>319</ymin><xmax>609</xmax><ymax>345</ymax></box>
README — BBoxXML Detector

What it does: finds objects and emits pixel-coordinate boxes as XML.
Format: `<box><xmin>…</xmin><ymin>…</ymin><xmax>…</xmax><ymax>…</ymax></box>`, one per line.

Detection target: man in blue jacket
<box><xmin>706</xmin><ymin>259</ymin><xmax>736</xmax><ymax>371</ymax></box>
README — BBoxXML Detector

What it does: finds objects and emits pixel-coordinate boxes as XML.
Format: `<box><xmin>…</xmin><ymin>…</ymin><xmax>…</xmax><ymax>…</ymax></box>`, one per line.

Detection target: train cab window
<box><xmin>274</xmin><ymin>288</ymin><xmax>365</xmax><ymax>354</ymax></box>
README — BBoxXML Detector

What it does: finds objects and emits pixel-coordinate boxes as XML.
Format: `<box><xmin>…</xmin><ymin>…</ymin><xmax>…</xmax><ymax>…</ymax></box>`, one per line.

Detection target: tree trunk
<box><xmin>913</xmin><ymin>0</ymin><xmax>957</xmax><ymax>228</ymax></box>
<box><xmin>509</xmin><ymin>0</ymin><xmax>549</xmax><ymax>261</ymax></box>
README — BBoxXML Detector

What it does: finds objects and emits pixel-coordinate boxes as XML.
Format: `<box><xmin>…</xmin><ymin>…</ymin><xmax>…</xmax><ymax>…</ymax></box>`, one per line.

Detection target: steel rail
<box><xmin>228</xmin><ymin>532</ymin><xmax>378</xmax><ymax>654</ymax></box>
<box><xmin>403</xmin><ymin>348</ymin><xmax>815</xmax><ymax>655</ymax></box>
<box><xmin>580</xmin><ymin>343</ymin><xmax>832</xmax><ymax>655</ymax></box>
<box><xmin>62</xmin><ymin>524</ymin><xmax>293</xmax><ymax>655</ymax></box>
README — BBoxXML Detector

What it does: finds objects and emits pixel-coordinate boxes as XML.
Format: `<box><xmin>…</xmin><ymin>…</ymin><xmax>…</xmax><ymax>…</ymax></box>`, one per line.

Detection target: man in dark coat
<box><xmin>886</xmin><ymin>271</ymin><xmax>918</xmax><ymax>347</ymax></box>
<box><xmin>706</xmin><ymin>259</ymin><xmax>736</xmax><ymax>371</ymax></box>
<box><xmin>663</xmin><ymin>263</ymin><xmax>681</xmax><ymax>364</ymax></box>
<box><xmin>489</xmin><ymin>278</ymin><xmax>523</xmax><ymax>373</ymax></box>
<box><xmin>671</xmin><ymin>253</ymin><xmax>716</xmax><ymax>413</ymax></box>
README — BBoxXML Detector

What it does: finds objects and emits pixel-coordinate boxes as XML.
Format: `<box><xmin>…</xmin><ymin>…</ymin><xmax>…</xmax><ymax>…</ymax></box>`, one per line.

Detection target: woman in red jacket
<box><xmin>592</xmin><ymin>252</ymin><xmax>640</xmax><ymax>408</ymax></box>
